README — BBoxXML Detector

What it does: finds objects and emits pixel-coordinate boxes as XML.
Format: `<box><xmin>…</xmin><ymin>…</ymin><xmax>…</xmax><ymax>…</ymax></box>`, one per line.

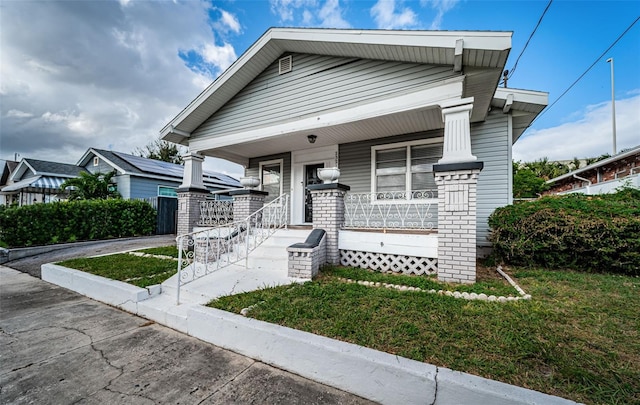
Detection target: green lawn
<box><xmin>135</xmin><ymin>245</ymin><xmax>179</xmax><ymax>257</ymax></box>
<box><xmin>58</xmin><ymin>253</ymin><xmax>177</xmax><ymax>288</ymax></box>
<box><xmin>209</xmin><ymin>266</ymin><xmax>640</xmax><ymax>405</ymax></box>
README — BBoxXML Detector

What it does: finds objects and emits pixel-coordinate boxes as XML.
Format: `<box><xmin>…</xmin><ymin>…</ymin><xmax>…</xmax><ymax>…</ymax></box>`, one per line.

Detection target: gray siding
<box><xmin>83</xmin><ymin>157</ymin><xmax>116</xmax><ymax>174</ymax></box>
<box><xmin>127</xmin><ymin>177</ymin><xmax>181</xmax><ymax>200</ymax></box>
<box><xmin>339</xmin><ymin>130</ymin><xmax>443</xmax><ymax>193</ymax></box>
<box><xmin>193</xmin><ymin>53</ymin><xmax>458</xmax><ymax>139</ymax></box>
<box><xmin>471</xmin><ymin>110</ymin><xmax>511</xmax><ymax>248</ymax></box>
<box><xmin>247</xmin><ymin>152</ymin><xmax>292</xmax><ymax>201</ymax></box>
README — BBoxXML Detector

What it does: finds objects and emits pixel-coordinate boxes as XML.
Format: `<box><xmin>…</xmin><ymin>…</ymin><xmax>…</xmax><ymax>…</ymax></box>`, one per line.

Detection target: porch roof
<box><xmin>161</xmin><ymin>28</ymin><xmax>512</xmax><ymax>148</ymax></box>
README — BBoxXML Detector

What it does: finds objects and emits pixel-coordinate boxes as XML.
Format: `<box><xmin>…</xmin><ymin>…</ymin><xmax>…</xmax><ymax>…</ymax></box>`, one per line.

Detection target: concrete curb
<box><xmin>42</xmin><ymin>263</ymin><xmax>580</xmax><ymax>405</ymax></box>
<box><xmin>41</xmin><ymin>263</ymin><xmax>161</xmax><ymax>313</ymax></box>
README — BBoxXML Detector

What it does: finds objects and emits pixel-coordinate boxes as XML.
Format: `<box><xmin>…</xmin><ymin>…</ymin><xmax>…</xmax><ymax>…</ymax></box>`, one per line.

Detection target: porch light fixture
<box><xmin>307</xmin><ymin>134</ymin><xmax>317</xmax><ymax>144</ymax></box>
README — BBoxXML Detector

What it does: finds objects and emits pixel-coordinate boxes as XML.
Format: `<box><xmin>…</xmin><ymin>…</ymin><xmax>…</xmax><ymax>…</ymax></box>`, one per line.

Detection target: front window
<box><xmin>372</xmin><ymin>139</ymin><xmax>442</xmax><ymax>200</ymax></box>
<box><xmin>260</xmin><ymin>159</ymin><xmax>283</xmax><ymax>203</ymax></box>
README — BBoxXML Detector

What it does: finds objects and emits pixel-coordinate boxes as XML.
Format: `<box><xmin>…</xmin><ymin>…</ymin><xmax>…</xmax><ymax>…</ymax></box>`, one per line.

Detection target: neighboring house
<box><xmin>0</xmin><ymin>160</ymin><xmax>19</xmax><ymax>206</ymax></box>
<box><xmin>161</xmin><ymin>28</ymin><xmax>548</xmax><ymax>283</ymax></box>
<box><xmin>76</xmin><ymin>148</ymin><xmax>241</xmax><ymax>200</ymax></box>
<box><xmin>545</xmin><ymin>146</ymin><xmax>640</xmax><ymax>195</ymax></box>
<box><xmin>0</xmin><ymin>158</ymin><xmax>86</xmax><ymax>206</ymax></box>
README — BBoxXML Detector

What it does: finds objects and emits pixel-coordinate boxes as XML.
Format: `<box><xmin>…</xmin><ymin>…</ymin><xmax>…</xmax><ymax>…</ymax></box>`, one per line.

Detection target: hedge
<box><xmin>488</xmin><ymin>188</ymin><xmax>640</xmax><ymax>275</ymax></box>
<box><xmin>0</xmin><ymin>199</ymin><xmax>156</xmax><ymax>248</ymax></box>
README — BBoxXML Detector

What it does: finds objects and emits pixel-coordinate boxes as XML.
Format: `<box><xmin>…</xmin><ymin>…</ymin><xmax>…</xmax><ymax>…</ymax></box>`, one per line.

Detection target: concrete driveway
<box><xmin>4</xmin><ymin>235</ymin><xmax>176</xmax><ymax>278</ymax></box>
<box><xmin>0</xmin><ymin>266</ymin><xmax>375</xmax><ymax>404</ymax></box>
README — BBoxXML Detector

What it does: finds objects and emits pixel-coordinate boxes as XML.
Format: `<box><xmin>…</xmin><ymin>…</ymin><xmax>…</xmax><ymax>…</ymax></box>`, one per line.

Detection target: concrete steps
<box><xmin>246</xmin><ymin>229</ymin><xmax>310</xmax><ymax>270</ymax></box>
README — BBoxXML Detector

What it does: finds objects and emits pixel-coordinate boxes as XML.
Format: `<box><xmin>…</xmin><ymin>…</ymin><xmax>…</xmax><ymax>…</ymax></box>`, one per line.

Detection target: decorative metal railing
<box><xmin>199</xmin><ymin>200</ymin><xmax>233</xmax><ymax>226</ymax></box>
<box><xmin>174</xmin><ymin>194</ymin><xmax>289</xmax><ymax>304</ymax></box>
<box><xmin>344</xmin><ymin>190</ymin><xmax>436</xmax><ymax>230</ymax></box>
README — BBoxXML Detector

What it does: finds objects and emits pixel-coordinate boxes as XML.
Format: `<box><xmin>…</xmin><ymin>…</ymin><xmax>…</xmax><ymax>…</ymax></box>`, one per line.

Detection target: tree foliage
<box><xmin>60</xmin><ymin>171</ymin><xmax>121</xmax><ymax>201</ymax></box>
<box><xmin>135</xmin><ymin>139</ymin><xmax>183</xmax><ymax>165</ymax></box>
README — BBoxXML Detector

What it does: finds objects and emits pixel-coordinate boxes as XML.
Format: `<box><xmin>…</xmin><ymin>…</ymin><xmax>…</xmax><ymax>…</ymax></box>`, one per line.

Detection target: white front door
<box><xmin>291</xmin><ymin>145</ymin><xmax>338</xmax><ymax>224</ymax></box>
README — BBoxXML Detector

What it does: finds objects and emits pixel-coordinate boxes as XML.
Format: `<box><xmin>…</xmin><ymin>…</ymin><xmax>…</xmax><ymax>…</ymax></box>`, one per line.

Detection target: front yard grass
<box><xmin>209</xmin><ymin>266</ymin><xmax>639</xmax><ymax>405</ymax></box>
<box><xmin>58</xmin><ymin>253</ymin><xmax>176</xmax><ymax>288</ymax></box>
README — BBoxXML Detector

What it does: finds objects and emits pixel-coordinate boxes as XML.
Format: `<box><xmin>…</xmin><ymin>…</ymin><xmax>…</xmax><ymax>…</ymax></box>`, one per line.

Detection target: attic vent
<box><xmin>93</xmin><ymin>157</ymin><xmax>99</xmax><ymax>166</ymax></box>
<box><xmin>279</xmin><ymin>55</ymin><xmax>292</xmax><ymax>75</ymax></box>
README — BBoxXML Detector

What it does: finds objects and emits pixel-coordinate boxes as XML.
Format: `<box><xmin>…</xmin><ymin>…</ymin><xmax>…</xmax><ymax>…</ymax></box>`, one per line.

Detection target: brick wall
<box><xmin>177</xmin><ymin>189</ymin><xmax>209</xmax><ymax>236</ymax></box>
<box><xmin>287</xmin><ymin>235</ymin><xmax>327</xmax><ymax>278</ymax></box>
<box><xmin>308</xmin><ymin>184</ymin><xmax>349</xmax><ymax>265</ymax></box>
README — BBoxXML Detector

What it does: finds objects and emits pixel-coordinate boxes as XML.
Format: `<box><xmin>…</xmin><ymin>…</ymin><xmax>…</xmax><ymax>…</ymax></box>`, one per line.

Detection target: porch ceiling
<box><xmin>200</xmin><ymin>107</ymin><xmax>444</xmax><ymax>165</ymax></box>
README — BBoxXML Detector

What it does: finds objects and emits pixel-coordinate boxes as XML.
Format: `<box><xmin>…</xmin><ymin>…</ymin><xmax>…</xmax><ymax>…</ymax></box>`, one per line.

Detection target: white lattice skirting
<box><xmin>340</xmin><ymin>250</ymin><xmax>437</xmax><ymax>275</ymax></box>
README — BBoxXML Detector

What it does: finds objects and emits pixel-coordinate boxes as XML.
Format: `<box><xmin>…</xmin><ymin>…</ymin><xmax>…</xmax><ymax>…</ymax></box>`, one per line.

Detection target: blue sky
<box><xmin>1</xmin><ymin>0</ymin><xmax>639</xmax><ymax>177</ymax></box>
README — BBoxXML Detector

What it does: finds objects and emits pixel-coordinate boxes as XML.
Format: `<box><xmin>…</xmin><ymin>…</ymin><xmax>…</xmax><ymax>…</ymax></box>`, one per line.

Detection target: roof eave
<box><xmin>161</xmin><ymin>28</ymin><xmax>513</xmax><ymax>141</ymax></box>
<box><xmin>546</xmin><ymin>146</ymin><xmax>640</xmax><ymax>184</ymax></box>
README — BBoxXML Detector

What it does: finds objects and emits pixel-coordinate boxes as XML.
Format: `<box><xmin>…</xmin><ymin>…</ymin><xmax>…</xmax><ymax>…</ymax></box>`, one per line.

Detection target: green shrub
<box><xmin>488</xmin><ymin>189</ymin><xmax>640</xmax><ymax>275</ymax></box>
<box><xmin>0</xmin><ymin>200</ymin><xmax>156</xmax><ymax>248</ymax></box>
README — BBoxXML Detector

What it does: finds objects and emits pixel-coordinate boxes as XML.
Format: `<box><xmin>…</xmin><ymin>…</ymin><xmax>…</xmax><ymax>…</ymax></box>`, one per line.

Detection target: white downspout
<box><xmin>573</xmin><ymin>174</ymin><xmax>592</xmax><ymax>194</ymax></box>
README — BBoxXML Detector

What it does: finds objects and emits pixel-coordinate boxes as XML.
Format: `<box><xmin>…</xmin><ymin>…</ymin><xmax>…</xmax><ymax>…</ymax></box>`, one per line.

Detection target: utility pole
<box><xmin>606</xmin><ymin>58</ymin><xmax>617</xmax><ymax>155</ymax></box>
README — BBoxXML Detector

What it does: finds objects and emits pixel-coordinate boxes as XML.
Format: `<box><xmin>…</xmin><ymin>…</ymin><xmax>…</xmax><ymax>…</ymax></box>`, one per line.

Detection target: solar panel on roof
<box><xmin>112</xmin><ymin>151</ymin><xmax>240</xmax><ymax>187</ymax></box>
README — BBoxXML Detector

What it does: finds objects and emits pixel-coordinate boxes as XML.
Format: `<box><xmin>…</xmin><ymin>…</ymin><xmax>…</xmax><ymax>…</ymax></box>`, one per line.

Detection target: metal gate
<box><xmin>156</xmin><ymin>197</ymin><xmax>178</xmax><ymax>234</ymax></box>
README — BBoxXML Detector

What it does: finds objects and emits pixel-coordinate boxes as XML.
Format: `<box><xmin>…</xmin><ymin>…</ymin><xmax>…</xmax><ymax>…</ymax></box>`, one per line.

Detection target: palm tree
<box><xmin>60</xmin><ymin>171</ymin><xmax>121</xmax><ymax>200</ymax></box>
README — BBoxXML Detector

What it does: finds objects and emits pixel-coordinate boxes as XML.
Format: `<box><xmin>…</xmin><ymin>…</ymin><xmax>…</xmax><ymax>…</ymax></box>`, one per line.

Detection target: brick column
<box><xmin>434</xmin><ymin>162</ymin><xmax>483</xmax><ymax>284</ymax></box>
<box><xmin>177</xmin><ymin>189</ymin><xmax>209</xmax><ymax>235</ymax></box>
<box><xmin>177</xmin><ymin>152</ymin><xmax>209</xmax><ymax>235</ymax></box>
<box><xmin>229</xmin><ymin>190</ymin><xmax>268</xmax><ymax>222</ymax></box>
<box><xmin>307</xmin><ymin>183</ymin><xmax>350</xmax><ymax>265</ymax></box>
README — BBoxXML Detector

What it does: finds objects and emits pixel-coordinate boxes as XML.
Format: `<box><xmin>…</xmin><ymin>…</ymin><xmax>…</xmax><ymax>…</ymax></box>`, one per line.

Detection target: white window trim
<box><xmin>93</xmin><ymin>157</ymin><xmax>99</xmax><ymax>166</ymax></box>
<box><xmin>259</xmin><ymin>159</ymin><xmax>284</xmax><ymax>201</ymax></box>
<box><xmin>370</xmin><ymin>137</ymin><xmax>443</xmax><ymax>204</ymax></box>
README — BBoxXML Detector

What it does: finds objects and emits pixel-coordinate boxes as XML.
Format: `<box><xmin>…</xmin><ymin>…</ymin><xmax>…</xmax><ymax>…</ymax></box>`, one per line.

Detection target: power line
<box><xmin>502</xmin><ymin>0</ymin><xmax>553</xmax><ymax>85</ymax></box>
<box><xmin>531</xmin><ymin>16</ymin><xmax>640</xmax><ymax>127</ymax></box>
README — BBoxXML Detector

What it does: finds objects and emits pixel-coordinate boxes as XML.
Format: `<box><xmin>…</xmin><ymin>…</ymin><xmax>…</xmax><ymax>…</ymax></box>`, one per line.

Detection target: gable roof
<box><xmin>78</xmin><ymin>148</ymin><xmax>241</xmax><ymax>189</ymax></box>
<box><xmin>10</xmin><ymin>158</ymin><xmax>87</xmax><ymax>182</ymax></box>
<box><xmin>161</xmin><ymin>27</ymin><xmax>513</xmax><ymax>144</ymax></box>
<box><xmin>546</xmin><ymin>145</ymin><xmax>640</xmax><ymax>184</ymax></box>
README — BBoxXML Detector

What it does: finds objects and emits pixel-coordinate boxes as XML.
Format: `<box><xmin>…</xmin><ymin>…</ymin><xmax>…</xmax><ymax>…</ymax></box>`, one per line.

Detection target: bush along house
<box><xmin>161</xmin><ymin>28</ymin><xmax>548</xmax><ymax>286</ymax></box>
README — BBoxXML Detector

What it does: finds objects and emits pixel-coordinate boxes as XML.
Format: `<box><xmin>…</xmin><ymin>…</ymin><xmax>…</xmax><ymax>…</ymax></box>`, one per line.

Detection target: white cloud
<box><xmin>268</xmin><ymin>0</ymin><xmax>348</xmax><ymax>27</ymax></box>
<box><xmin>220</xmin><ymin>10</ymin><xmax>241</xmax><ymax>33</ymax></box>
<box><xmin>6</xmin><ymin>110</ymin><xmax>34</xmax><ymax>119</ymax></box>
<box><xmin>371</xmin><ymin>0</ymin><xmax>417</xmax><ymax>30</ymax></box>
<box><xmin>0</xmin><ymin>0</ymin><xmax>241</xmax><ymax>171</ymax></box>
<box><xmin>318</xmin><ymin>0</ymin><xmax>350</xmax><ymax>28</ymax></box>
<box><xmin>270</xmin><ymin>0</ymin><xmax>317</xmax><ymax>22</ymax></box>
<box><xmin>513</xmin><ymin>93</ymin><xmax>640</xmax><ymax>162</ymax></box>
<box><xmin>422</xmin><ymin>0</ymin><xmax>458</xmax><ymax>29</ymax></box>
<box><xmin>202</xmin><ymin>42</ymin><xmax>238</xmax><ymax>73</ymax></box>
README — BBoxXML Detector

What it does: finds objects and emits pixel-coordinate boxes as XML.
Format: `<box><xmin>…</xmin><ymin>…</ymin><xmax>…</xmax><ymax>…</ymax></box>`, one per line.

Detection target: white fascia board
<box><xmin>87</xmin><ymin>150</ymin><xmax>128</xmax><ymax>175</ymax></box>
<box><xmin>494</xmin><ymin>87</ymin><xmax>548</xmax><ymax>107</ymax></box>
<box><xmin>8</xmin><ymin>161</ymin><xmax>30</xmax><ymax>181</ymax></box>
<box><xmin>272</xmin><ymin>28</ymin><xmax>511</xmax><ymax>51</ymax></box>
<box><xmin>190</xmin><ymin>78</ymin><xmax>465</xmax><ymax>152</ymax></box>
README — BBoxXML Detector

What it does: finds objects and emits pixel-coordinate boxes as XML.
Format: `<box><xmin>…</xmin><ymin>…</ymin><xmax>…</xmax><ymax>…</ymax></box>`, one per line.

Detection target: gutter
<box><xmin>572</xmin><ymin>174</ymin><xmax>592</xmax><ymax>193</ymax></box>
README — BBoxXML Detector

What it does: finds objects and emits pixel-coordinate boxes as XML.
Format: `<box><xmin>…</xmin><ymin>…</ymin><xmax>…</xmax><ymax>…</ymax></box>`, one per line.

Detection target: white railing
<box><xmin>174</xmin><ymin>194</ymin><xmax>289</xmax><ymax>304</ymax></box>
<box><xmin>199</xmin><ymin>200</ymin><xmax>233</xmax><ymax>226</ymax></box>
<box><xmin>344</xmin><ymin>190</ymin><xmax>436</xmax><ymax>230</ymax></box>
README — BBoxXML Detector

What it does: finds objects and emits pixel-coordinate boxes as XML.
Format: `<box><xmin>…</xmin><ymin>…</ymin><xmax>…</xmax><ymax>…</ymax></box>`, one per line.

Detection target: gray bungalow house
<box><xmin>77</xmin><ymin>148</ymin><xmax>241</xmax><ymax>200</ymax></box>
<box><xmin>1</xmin><ymin>158</ymin><xmax>86</xmax><ymax>206</ymax></box>
<box><xmin>161</xmin><ymin>28</ymin><xmax>548</xmax><ymax>284</ymax></box>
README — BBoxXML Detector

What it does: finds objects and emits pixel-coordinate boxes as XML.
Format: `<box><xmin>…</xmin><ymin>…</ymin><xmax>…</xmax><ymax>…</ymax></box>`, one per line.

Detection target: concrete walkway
<box><xmin>0</xmin><ymin>266</ymin><xmax>375</xmax><ymax>404</ymax></box>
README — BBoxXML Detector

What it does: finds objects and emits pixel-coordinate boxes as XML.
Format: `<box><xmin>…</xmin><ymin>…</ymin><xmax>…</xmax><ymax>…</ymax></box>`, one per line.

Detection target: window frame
<box><xmin>370</xmin><ymin>137</ymin><xmax>443</xmax><ymax>204</ymax></box>
<box><xmin>259</xmin><ymin>159</ymin><xmax>284</xmax><ymax>203</ymax></box>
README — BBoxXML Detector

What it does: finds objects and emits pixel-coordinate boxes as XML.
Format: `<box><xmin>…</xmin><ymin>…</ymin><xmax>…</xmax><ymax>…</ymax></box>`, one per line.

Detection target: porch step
<box><xmin>247</xmin><ymin>228</ymin><xmax>310</xmax><ymax>270</ymax></box>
